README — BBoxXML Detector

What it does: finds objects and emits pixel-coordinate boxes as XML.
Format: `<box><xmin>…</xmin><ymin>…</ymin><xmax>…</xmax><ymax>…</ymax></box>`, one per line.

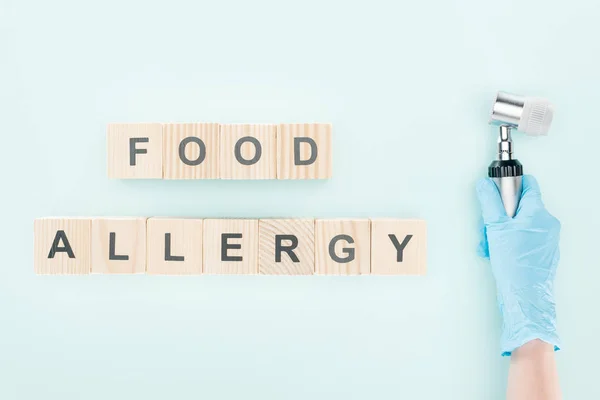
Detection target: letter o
<box><xmin>234</xmin><ymin>136</ymin><xmax>262</xmax><ymax>165</ymax></box>
<box><xmin>178</xmin><ymin>137</ymin><xmax>206</xmax><ymax>166</ymax></box>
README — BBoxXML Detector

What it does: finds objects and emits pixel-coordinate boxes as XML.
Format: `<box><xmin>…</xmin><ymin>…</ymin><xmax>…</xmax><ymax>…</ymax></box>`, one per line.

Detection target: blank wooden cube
<box><xmin>91</xmin><ymin>218</ymin><xmax>147</xmax><ymax>274</ymax></box>
<box><xmin>314</xmin><ymin>219</ymin><xmax>370</xmax><ymax>275</ymax></box>
<box><xmin>107</xmin><ymin>123</ymin><xmax>163</xmax><ymax>179</ymax></box>
<box><xmin>34</xmin><ymin>218</ymin><xmax>91</xmax><ymax>274</ymax></box>
<box><xmin>259</xmin><ymin>219</ymin><xmax>314</xmax><ymax>275</ymax></box>
<box><xmin>163</xmin><ymin>123</ymin><xmax>219</xmax><ymax>179</ymax></box>
<box><xmin>277</xmin><ymin>123</ymin><xmax>332</xmax><ymax>179</ymax></box>
<box><xmin>146</xmin><ymin>218</ymin><xmax>203</xmax><ymax>275</ymax></box>
<box><xmin>370</xmin><ymin>219</ymin><xmax>427</xmax><ymax>275</ymax></box>
<box><xmin>203</xmin><ymin>219</ymin><xmax>258</xmax><ymax>274</ymax></box>
<box><xmin>220</xmin><ymin>124</ymin><xmax>276</xmax><ymax>179</ymax></box>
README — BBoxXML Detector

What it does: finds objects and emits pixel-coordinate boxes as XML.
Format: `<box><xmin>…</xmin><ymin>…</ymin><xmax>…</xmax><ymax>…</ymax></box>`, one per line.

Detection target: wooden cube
<box><xmin>146</xmin><ymin>218</ymin><xmax>203</xmax><ymax>275</ymax></box>
<box><xmin>107</xmin><ymin>123</ymin><xmax>163</xmax><ymax>179</ymax></box>
<box><xmin>314</xmin><ymin>219</ymin><xmax>370</xmax><ymax>275</ymax></box>
<box><xmin>163</xmin><ymin>123</ymin><xmax>219</xmax><ymax>179</ymax></box>
<box><xmin>34</xmin><ymin>218</ymin><xmax>91</xmax><ymax>274</ymax></box>
<box><xmin>220</xmin><ymin>124</ymin><xmax>276</xmax><ymax>179</ymax></box>
<box><xmin>91</xmin><ymin>218</ymin><xmax>147</xmax><ymax>273</ymax></box>
<box><xmin>370</xmin><ymin>219</ymin><xmax>427</xmax><ymax>275</ymax></box>
<box><xmin>203</xmin><ymin>219</ymin><xmax>258</xmax><ymax>274</ymax></box>
<box><xmin>259</xmin><ymin>219</ymin><xmax>314</xmax><ymax>275</ymax></box>
<box><xmin>277</xmin><ymin>123</ymin><xmax>332</xmax><ymax>179</ymax></box>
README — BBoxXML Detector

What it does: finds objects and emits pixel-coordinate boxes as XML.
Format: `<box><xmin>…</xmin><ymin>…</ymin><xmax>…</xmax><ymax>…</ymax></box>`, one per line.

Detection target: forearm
<box><xmin>507</xmin><ymin>340</ymin><xmax>561</xmax><ymax>400</ymax></box>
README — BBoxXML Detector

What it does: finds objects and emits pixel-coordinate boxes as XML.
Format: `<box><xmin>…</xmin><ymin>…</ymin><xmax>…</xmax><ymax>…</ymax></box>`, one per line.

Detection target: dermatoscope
<box><xmin>488</xmin><ymin>91</ymin><xmax>554</xmax><ymax>217</ymax></box>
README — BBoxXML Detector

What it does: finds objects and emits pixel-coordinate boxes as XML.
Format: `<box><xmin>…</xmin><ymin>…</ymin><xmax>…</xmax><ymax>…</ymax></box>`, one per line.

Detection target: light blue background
<box><xmin>1</xmin><ymin>0</ymin><xmax>598</xmax><ymax>398</ymax></box>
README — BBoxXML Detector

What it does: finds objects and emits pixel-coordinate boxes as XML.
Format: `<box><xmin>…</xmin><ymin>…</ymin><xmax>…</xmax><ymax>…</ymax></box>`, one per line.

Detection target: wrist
<box><xmin>497</xmin><ymin>289</ymin><xmax>560</xmax><ymax>356</ymax></box>
<box><xmin>512</xmin><ymin>339</ymin><xmax>555</xmax><ymax>357</ymax></box>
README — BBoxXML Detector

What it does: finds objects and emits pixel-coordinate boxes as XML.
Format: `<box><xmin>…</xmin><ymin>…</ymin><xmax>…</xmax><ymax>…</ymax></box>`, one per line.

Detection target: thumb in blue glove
<box><xmin>476</xmin><ymin>175</ymin><xmax>561</xmax><ymax>356</ymax></box>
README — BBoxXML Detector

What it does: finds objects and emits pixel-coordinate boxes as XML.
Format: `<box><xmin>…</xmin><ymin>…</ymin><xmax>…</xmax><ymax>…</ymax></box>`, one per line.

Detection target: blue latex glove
<box><xmin>476</xmin><ymin>175</ymin><xmax>561</xmax><ymax>356</ymax></box>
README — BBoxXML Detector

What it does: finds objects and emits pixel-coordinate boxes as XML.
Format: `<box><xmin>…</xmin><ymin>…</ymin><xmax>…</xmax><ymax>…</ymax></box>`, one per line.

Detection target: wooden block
<box><xmin>259</xmin><ymin>219</ymin><xmax>315</xmax><ymax>275</ymax></box>
<box><xmin>314</xmin><ymin>219</ymin><xmax>370</xmax><ymax>275</ymax></box>
<box><xmin>203</xmin><ymin>219</ymin><xmax>258</xmax><ymax>274</ymax></box>
<box><xmin>370</xmin><ymin>219</ymin><xmax>427</xmax><ymax>275</ymax></box>
<box><xmin>163</xmin><ymin>123</ymin><xmax>219</xmax><ymax>179</ymax></box>
<box><xmin>107</xmin><ymin>123</ymin><xmax>163</xmax><ymax>179</ymax></box>
<box><xmin>277</xmin><ymin>123</ymin><xmax>332</xmax><ymax>179</ymax></box>
<box><xmin>146</xmin><ymin>218</ymin><xmax>203</xmax><ymax>275</ymax></box>
<box><xmin>220</xmin><ymin>124</ymin><xmax>276</xmax><ymax>179</ymax></box>
<box><xmin>91</xmin><ymin>218</ymin><xmax>147</xmax><ymax>273</ymax></box>
<box><xmin>34</xmin><ymin>218</ymin><xmax>91</xmax><ymax>274</ymax></box>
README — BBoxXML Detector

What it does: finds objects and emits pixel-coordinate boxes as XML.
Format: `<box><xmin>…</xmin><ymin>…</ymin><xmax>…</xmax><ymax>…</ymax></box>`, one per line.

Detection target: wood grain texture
<box><xmin>203</xmin><ymin>219</ymin><xmax>258</xmax><ymax>274</ymax></box>
<box><xmin>91</xmin><ymin>218</ymin><xmax>147</xmax><ymax>274</ymax></box>
<box><xmin>107</xmin><ymin>123</ymin><xmax>163</xmax><ymax>179</ymax></box>
<box><xmin>34</xmin><ymin>218</ymin><xmax>91</xmax><ymax>274</ymax></box>
<box><xmin>370</xmin><ymin>219</ymin><xmax>427</xmax><ymax>275</ymax></box>
<box><xmin>146</xmin><ymin>218</ymin><xmax>203</xmax><ymax>275</ymax></box>
<box><xmin>314</xmin><ymin>219</ymin><xmax>370</xmax><ymax>275</ymax></box>
<box><xmin>163</xmin><ymin>123</ymin><xmax>219</xmax><ymax>179</ymax></box>
<box><xmin>259</xmin><ymin>219</ymin><xmax>314</xmax><ymax>275</ymax></box>
<box><xmin>277</xmin><ymin>123</ymin><xmax>332</xmax><ymax>179</ymax></box>
<box><xmin>220</xmin><ymin>124</ymin><xmax>276</xmax><ymax>179</ymax></box>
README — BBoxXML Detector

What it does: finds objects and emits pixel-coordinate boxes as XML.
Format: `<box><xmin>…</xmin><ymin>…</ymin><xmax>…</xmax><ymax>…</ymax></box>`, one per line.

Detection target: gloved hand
<box><xmin>476</xmin><ymin>175</ymin><xmax>561</xmax><ymax>356</ymax></box>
